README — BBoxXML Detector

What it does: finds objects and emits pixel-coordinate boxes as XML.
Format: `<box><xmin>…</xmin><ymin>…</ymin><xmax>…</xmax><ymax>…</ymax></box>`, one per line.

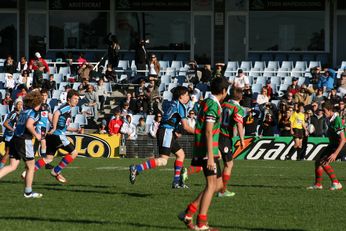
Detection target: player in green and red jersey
<box><xmin>178</xmin><ymin>77</ymin><xmax>229</xmax><ymax>231</ymax></box>
<box><xmin>307</xmin><ymin>101</ymin><xmax>345</xmax><ymax>191</ymax></box>
<box><xmin>218</xmin><ymin>87</ymin><xmax>245</xmax><ymax>197</ymax></box>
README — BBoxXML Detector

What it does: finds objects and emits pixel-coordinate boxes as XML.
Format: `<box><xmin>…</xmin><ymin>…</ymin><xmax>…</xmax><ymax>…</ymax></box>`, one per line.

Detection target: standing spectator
<box><xmin>148</xmin><ymin>54</ymin><xmax>160</xmax><ymax>82</ymax></box>
<box><xmin>76</xmin><ymin>52</ymin><xmax>87</xmax><ymax>67</ymax></box>
<box><xmin>244</xmin><ymin>108</ymin><xmax>259</xmax><ymax>136</ymax></box>
<box><xmin>310</xmin><ymin>66</ymin><xmax>322</xmax><ymax>88</ymax></box>
<box><xmin>84</xmin><ymin>84</ymin><xmax>99</xmax><ymax>122</ymax></box>
<box><xmin>337</xmin><ymin>72</ymin><xmax>346</xmax><ymax>96</ymax></box>
<box><xmin>241</xmin><ymin>87</ymin><xmax>253</xmax><ymax>108</ymax></box>
<box><xmin>108</xmin><ymin>110</ymin><xmax>123</xmax><ymax>135</ymax></box>
<box><xmin>42</xmin><ymin>74</ymin><xmax>56</xmax><ymax>96</ymax></box>
<box><xmin>149</xmin><ymin>113</ymin><xmax>162</xmax><ymax>138</ymax></box>
<box><xmin>104</xmin><ymin>64</ymin><xmax>116</xmax><ymax>82</ymax></box>
<box><xmin>16</xmin><ymin>56</ymin><xmax>28</xmax><ymax>73</ymax></box>
<box><xmin>317</xmin><ymin>69</ymin><xmax>333</xmax><ymax>91</ymax></box>
<box><xmin>105</xmin><ymin>33</ymin><xmax>120</xmax><ymax>68</ymax></box>
<box><xmin>200</xmin><ymin>64</ymin><xmax>212</xmax><ymax>83</ymax></box>
<box><xmin>187</xmin><ymin>60</ymin><xmax>198</xmax><ymax>84</ymax></box>
<box><xmin>120</xmin><ymin>114</ymin><xmax>137</xmax><ymax>140</ymax></box>
<box><xmin>136</xmin><ymin>117</ymin><xmax>147</xmax><ymax>136</ymax></box>
<box><xmin>4</xmin><ymin>55</ymin><xmax>16</xmax><ymax>75</ymax></box>
<box><xmin>135</xmin><ymin>39</ymin><xmax>148</xmax><ymax>72</ymax></box>
<box><xmin>32</xmin><ymin>62</ymin><xmax>45</xmax><ymax>89</ymax></box>
<box><xmin>78</xmin><ymin>79</ymin><xmax>89</xmax><ymax>96</ymax></box>
<box><xmin>213</xmin><ymin>63</ymin><xmax>224</xmax><ymax>78</ymax></box>
<box><xmin>187</xmin><ymin>110</ymin><xmax>196</xmax><ymax>129</ymax></box>
<box><xmin>78</xmin><ymin>62</ymin><xmax>93</xmax><ymax>81</ymax></box>
<box><xmin>120</xmin><ymin>102</ymin><xmax>132</xmax><ymax>118</ymax></box>
<box><xmin>265</xmin><ymin>80</ymin><xmax>274</xmax><ymax>100</ymax></box>
<box><xmin>29</xmin><ymin>52</ymin><xmax>50</xmax><ymax>74</ymax></box>
<box><xmin>294</xmin><ymin>85</ymin><xmax>313</xmax><ymax>105</ymax></box>
<box><xmin>310</xmin><ymin>108</ymin><xmax>327</xmax><ymax>137</ymax></box>
<box><xmin>96</xmin><ymin>78</ymin><xmax>107</xmax><ymax>111</ymax></box>
<box><xmin>278</xmin><ymin>112</ymin><xmax>291</xmax><ymax>137</ymax></box>
<box><xmin>258</xmin><ymin>113</ymin><xmax>276</xmax><ymax>136</ymax></box>
<box><xmin>234</xmin><ymin>69</ymin><xmax>250</xmax><ymax>89</ymax></box>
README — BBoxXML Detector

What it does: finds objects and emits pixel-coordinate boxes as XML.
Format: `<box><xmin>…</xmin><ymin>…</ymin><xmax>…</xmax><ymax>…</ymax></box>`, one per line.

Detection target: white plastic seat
<box><xmin>291</xmin><ymin>68</ymin><xmax>304</xmax><ymax>78</ymax></box>
<box><xmin>71</xmin><ymin>106</ymin><xmax>80</xmax><ymax>118</ymax></box>
<box><xmin>159</xmin><ymin>61</ymin><xmax>169</xmax><ymax>71</ymax></box>
<box><xmin>254</xmin><ymin>61</ymin><xmax>265</xmax><ymax>71</ymax></box>
<box><xmin>256</xmin><ymin>76</ymin><xmax>267</xmax><ymax>85</ymax></box>
<box><xmin>67</xmin><ymin>123</ymin><xmax>80</xmax><ymax>132</ymax></box>
<box><xmin>251</xmin><ymin>84</ymin><xmax>263</xmax><ymax>93</ymax></box>
<box><xmin>226</xmin><ymin>61</ymin><xmax>239</xmax><ymax>70</ymax></box>
<box><xmin>249</xmin><ymin>68</ymin><xmax>262</xmax><ymax>77</ymax></box>
<box><xmin>58</xmin><ymin>66</ymin><xmax>71</xmax><ymax>76</ymax></box>
<box><xmin>240</xmin><ymin>61</ymin><xmax>252</xmax><ymax>71</ymax></box>
<box><xmin>295</xmin><ymin>61</ymin><xmax>307</xmax><ymax>70</ymax></box>
<box><xmin>58</xmin><ymin>82</ymin><xmax>70</xmax><ymax>91</ymax></box>
<box><xmin>52</xmin><ymin>90</ymin><xmax>62</xmax><ymax>99</ymax></box>
<box><xmin>267</xmin><ymin>61</ymin><xmax>279</xmax><ymax>70</ymax></box>
<box><xmin>54</xmin><ymin>73</ymin><xmax>64</xmax><ymax>84</ymax></box>
<box><xmin>167</xmin><ymin>83</ymin><xmax>178</xmax><ymax>92</ymax></box>
<box><xmin>281</xmin><ymin>61</ymin><xmax>293</xmax><ymax>71</ymax></box>
<box><xmin>283</xmin><ymin>76</ymin><xmax>293</xmax><ymax>85</ymax></box>
<box><xmin>263</xmin><ymin>68</ymin><xmax>275</xmax><ymax>77</ymax></box>
<box><xmin>308</xmin><ymin>61</ymin><xmax>321</xmax><ymax>69</ymax></box>
<box><xmin>74</xmin><ymin>114</ymin><xmax>88</xmax><ymax>126</ymax></box>
<box><xmin>171</xmin><ymin>61</ymin><xmax>183</xmax><ymax>70</ymax></box>
<box><xmin>162</xmin><ymin>91</ymin><xmax>173</xmax><ymax>101</ymax></box>
<box><xmin>277</xmin><ymin>68</ymin><xmax>289</xmax><ymax>77</ymax></box>
<box><xmin>131</xmin><ymin>114</ymin><xmax>142</xmax><ymax>126</ymax></box>
<box><xmin>118</xmin><ymin>60</ymin><xmax>130</xmax><ymax>70</ymax></box>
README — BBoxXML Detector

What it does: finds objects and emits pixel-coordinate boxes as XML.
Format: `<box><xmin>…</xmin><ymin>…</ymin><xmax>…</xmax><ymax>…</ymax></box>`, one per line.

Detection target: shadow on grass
<box><xmin>191</xmin><ymin>183</ymin><xmax>302</xmax><ymax>190</ymax></box>
<box><xmin>215</xmin><ymin>225</ymin><xmax>306</xmax><ymax>231</ymax></box>
<box><xmin>0</xmin><ymin>217</ymin><xmax>185</xmax><ymax>230</ymax></box>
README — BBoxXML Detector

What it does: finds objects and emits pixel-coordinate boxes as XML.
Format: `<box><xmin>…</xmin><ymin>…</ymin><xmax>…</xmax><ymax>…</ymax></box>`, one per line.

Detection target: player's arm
<box><xmin>206</xmin><ymin>121</ymin><xmax>215</xmax><ymax>171</ymax></box>
<box><xmin>325</xmin><ymin>130</ymin><xmax>345</xmax><ymax>165</ymax></box>
<box><xmin>26</xmin><ymin>118</ymin><xmax>41</xmax><ymax>141</ymax></box>
<box><xmin>181</xmin><ymin>119</ymin><xmax>195</xmax><ymax>134</ymax></box>
<box><xmin>3</xmin><ymin>117</ymin><xmax>14</xmax><ymax>132</ymax></box>
<box><xmin>236</xmin><ymin>121</ymin><xmax>244</xmax><ymax>149</ymax></box>
<box><xmin>48</xmin><ymin>110</ymin><xmax>61</xmax><ymax>134</ymax></box>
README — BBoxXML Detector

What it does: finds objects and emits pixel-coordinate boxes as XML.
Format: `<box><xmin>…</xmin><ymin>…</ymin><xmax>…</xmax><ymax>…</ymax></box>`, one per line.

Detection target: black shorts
<box><xmin>157</xmin><ymin>127</ymin><xmax>181</xmax><ymax>156</ymax></box>
<box><xmin>318</xmin><ymin>143</ymin><xmax>346</xmax><ymax>161</ymax></box>
<box><xmin>9</xmin><ymin>136</ymin><xmax>35</xmax><ymax>161</ymax></box>
<box><xmin>293</xmin><ymin>128</ymin><xmax>304</xmax><ymax>139</ymax></box>
<box><xmin>190</xmin><ymin>157</ymin><xmax>221</xmax><ymax>178</ymax></box>
<box><xmin>4</xmin><ymin>140</ymin><xmax>11</xmax><ymax>149</ymax></box>
<box><xmin>219</xmin><ymin>135</ymin><xmax>233</xmax><ymax>162</ymax></box>
<box><xmin>46</xmin><ymin>134</ymin><xmax>75</xmax><ymax>155</ymax></box>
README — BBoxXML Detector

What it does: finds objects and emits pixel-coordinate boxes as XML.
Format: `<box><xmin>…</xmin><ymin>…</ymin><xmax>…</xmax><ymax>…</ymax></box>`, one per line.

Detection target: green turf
<box><xmin>0</xmin><ymin>158</ymin><xmax>345</xmax><ymax>231</ymax></box>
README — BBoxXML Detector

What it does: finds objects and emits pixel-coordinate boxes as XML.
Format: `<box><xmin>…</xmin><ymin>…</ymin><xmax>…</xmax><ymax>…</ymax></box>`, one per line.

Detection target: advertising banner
<box><xmin>232</xmin><ymin>136</ymin><xmax>329</xmax><ymax>161</ymax></box>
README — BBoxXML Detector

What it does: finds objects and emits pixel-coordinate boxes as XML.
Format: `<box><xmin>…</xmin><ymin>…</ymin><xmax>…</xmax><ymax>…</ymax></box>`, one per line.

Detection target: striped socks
<box><xmin>173</xmin><ymin>160</ymin><xmax>183</xmax><ymax>184</ymax></box>
<box><xmin>34</xmin><ymin>159</ymin><xmax>46</xmax><ymax>171</ymax></box>
<box><xmin>53</xmin><ymin>155</ymin><xmax>74</xmax><ymax>174</ymax></box>
<box><xmin>197</xmin><ymin>214</ymin><xmax>208</xmax><ymax>228</ymax></box>
<box><xmin>136</xmin><ymin>159</ymin><xmax>157</xmax><ymax>173</ymax></box>
<box><xmin>221</xmin><ymin>173</ymin><xmax>231</xmax><ymax>193</ymax></box>
<box><xmin>314</xmin><ymin>166</ymin><xmax>323</xmax><ymax>186</ymax></box>
<box><xmin>323</xmin><ymin>165</ymin><xmax>339</xmax><ymax>184</ymax></box>
<box><xmin>186</xmin><ymin>202</ymin><xmax>198</xmax><ymax>219</ymax></box>
<box><xmin>187</xmin><ymin>166</ymin><xmax>203</xmax><ymax>175</ymax></box>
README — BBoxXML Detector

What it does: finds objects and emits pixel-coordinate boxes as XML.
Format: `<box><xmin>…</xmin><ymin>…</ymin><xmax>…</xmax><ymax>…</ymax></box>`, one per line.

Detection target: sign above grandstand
<box><xmin>250</xmin><ymin>0</ymin><xmax>325</xmax><ymax>11</ymax></box>
<box><xmin>49</xmin><ymin>0</ymin><xmax>110</xmax><ymax>10</ymax></box>
<box><xmin>116</xmin><ymin>0</ymin><xmax>191</xmax><ymax>11</ymax></box>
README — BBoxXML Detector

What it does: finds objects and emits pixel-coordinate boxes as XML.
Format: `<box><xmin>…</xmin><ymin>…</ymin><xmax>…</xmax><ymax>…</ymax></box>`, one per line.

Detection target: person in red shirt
<box><xmin>108</xmin><ymin>109</ymin><xmax>123</xmax><ymax>135</ymax></box>
<box><xmin>29</xmin><ymin>52</ymin><xmax>50</xmax><ymax>74</ymax></box>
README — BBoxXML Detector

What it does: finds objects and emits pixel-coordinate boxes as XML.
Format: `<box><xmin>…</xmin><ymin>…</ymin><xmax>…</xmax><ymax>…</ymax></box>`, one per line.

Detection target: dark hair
<box><xmin>172</xmin><ymin>86</ymin><xmax>189</xmax><ymax>100</ymax></box>
<box><xmin>67</xmin><ymin>89</ymin><xmax>79</xmax><ymax>99</ymax></box>
<box><xmin>298</xmin><ymin>102</ymin><xmax>305</xmax><ymax>108</ymax></box>
<box><xmin>40</xmin><ymin>89</ymin><xmax>49</xmax><ymax>95</ymax></box>
<box><xmin>210</xmin><ymin>77</ymin><xmax>229</xmax><ymax>95</ymax></box>
<box><xmin>322</xmin><ymin>101</ymin><xmax>334</xmax><ymax>111</ymax></box>
<box><xmin>230</xmin><ymin>87</ymin><xmax>243</xmax><ymax>101</ymax></box>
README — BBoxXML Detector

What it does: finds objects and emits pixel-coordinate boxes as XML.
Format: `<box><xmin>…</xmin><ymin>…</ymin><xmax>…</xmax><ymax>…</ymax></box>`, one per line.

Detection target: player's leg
<box><xmin>24</xmin><ymin>159</ymin><xmax>42</xmax><ymax>198</ymax></box>
<box><xmin>307</xmin><ymin>151</ymin><xmax>325</xmax><ymax>190</ymax></box>
<box><xmin>1</xmin><ymin>138</ymin><xmax>21</xmax><ymax>178</ymax></box>
<box><xmin>173</xmin><ymin>148</ymin><xmax>188</xmax><ymax>188</ymax></box>
<box><xmin>218</xmin><ymin>139</ymin><xmax>236</xmax><ymax>197</ymax></box>
<box><xmin>0</xmin><ymin>158</ymin><xmax>20</xmax><ymax>179</ymax></box>
<box><xmin>32</xmin><ymin>134</ymin><xmax>56</xmax><ymax>172</ymax></box>
<box><xmin>0</xmin><ymin>143</ymin><xmax>11</xmax><ymax>168</ymax></box>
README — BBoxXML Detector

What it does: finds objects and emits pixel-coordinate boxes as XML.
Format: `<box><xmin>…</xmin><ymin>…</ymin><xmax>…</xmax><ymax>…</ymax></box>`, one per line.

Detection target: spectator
<box><xmin>2</xmin><ymin>92</ymin><xmax>13</xmax><ymax>108</ymax></box>
<box><xmin>317</xmin><ymin>69</ymin><xmax>335</xmax><ymax>91</ymax></box>
<box><xmin>42</xmin><ymin>74</ymin><xmax>56</xmax><ymax>96</ymax></box>
<box><xmin>258</xmin><ymin>113</ymin><xmax>276</xmax><ymax>136</ymax></box>
<box><xmin>294</xmin><ymin>85</ymin><xmax>313</xmax><ymax>105</ymax></box>
<box><xmin>310</xmin><ymin>108</ymin><xmax>327</xmax><ymax>137</ymax></box>
<box><xmin>16</xmin><ymin>56</ymin><xmax>28</xmax><ymax>73</ymax></box>
<box><xmin>84</xmin><ymin>84</ymin><xmax>99</xmax><ymax>122</ymax></box>
<box><xmin>60</xmin><ymin>84</ymin><xmax>72</xmax><ymax>104</ymax></box>
<box><xmin>149</xmin><ymin>113</ymin><xmax>162</xmax><ymax>138</ymax></box>
<box><xmin>337</xmin><ymin>72</ymin><xmax>346</xmax><ymax>96</ymax></box>
<box><xmin>241</xmin><ymin>87</ymin><xmax>253</xmax><ymax>108</ymax></box>
<box><xmin>78</xmin><ymin>79</ymin><xmax>89</xmax><ymax>96</ymax></box>
<box><xmin>187</xmin><ymin>110</ymin><xmax>196</xmax><ymax>129</ymax></box>
<box><xmin>234</xmin><ymin>69</ymin><xmax>250</xmax><ymax>89</ymax></box>
<box><xmin>136</xmin><ymin>117</ymin><xmax>147</xmax><ymax>136</ymax></box>
<box><xmin>17</xmin><ymin>70</ymin><xmax>32</xmax><ymax>89</ymax></box>
<box><xmin>327</xmin><ymin>88</ymin><xmax>341</xmax><ymax>106</ymax></box>
<box><xmin>287</xmin><ymin>77</ymin><xmax>300</xmax><ymax>96</ymax></box>
<box><xmin>187</xmin><ymin>60</ymin><xmax>198</xmax><ymax>84</ymax></box>
<box><xmin>279</xmin><ymin>92</ymin><xmax>295</xmax><ymax>109</ymax></box>
<box><xmin>32</xmin><ymin>61</ymin><xmax>45</xmax><ymax>89</ymax></box>
<box><xmin>108</xmin><ymin>109</ymin><xmax>123</xmax><ymax>135</ymax></box>
<box><xmin>104</xmin><ymin>64</ymin><xmax>116</xmax><ymax>82</ymax></box>
<box><xmin>311</xmin><ymin>101</ymin><xmax>320</xmax><ymax>114</ymax></box>
<box><xmin>121</xmin><ymin>102</ymin><xmax>132</xmax><ymax>118</ymax></box>
<box><xmin>310</xmin><ymin>66</ymin><xmax>322</xmax><ymax>88</ymax></box>
<box><xmin>135</xmin><ymin>79</ymin><xmax>146</xmax><ymax>97</ymax></box>
<box><xmin>4</xmin><ymin>73</ymin><xmax>15</xmax><ymax>94</ymax></box>
<box><xmin>265</xmin><ymin>80</ymin><xmax>274</xmax><ymax>100</ymax></box>
<box><xmin>29</xmin><ymin>52</ymin><xmax>50</xmax><ymax>74</ymax></box>
<box><xmin>148</xmin><ymin>54</ymin><xmax>160</xmax><ymax>82</ymax></box>
<box><xmin>77</xmin><ymin>52</ymin><xmax>87</xmax><ymax>67</ymax></box>
<box><xmin>200</xmin><ymin>64</ymin><xmax>212</xmax><ymax>83</ymax></box>
<box><xmin>96</xmin><ymin>78</ymin><xmax>107</xmax><ymax>111</ymax></box>
<box><xmin>120</xmin><ymin>114</ymin><xmax>137</xmax><ymax>140</ymax></box>
<box><xmin>105</xmin><ymin>33</ymin><xmax>120</xmax><ymax>68</ymax></box>
<box><xmin>135</xmin><ymin>39</ymin><xmax>148</xmax><ymax>72</ymax></box>
<box><xmin>256</xmin><ymin>87</ymin><xmax>270</xmax><ymax>106</ymax></box>
<box><xmin>244</xmin><ymin>108</ymin><xmax>259</xmax><ymax>136</ymax></box>
<box><xmin>338</xmin><ymin>100</ymin><xmax>346</xmax><ymax>124</ymax></box>
<box><xmin>278</xmin><ymin>112</ymin><xmax>291</xmax><ymax>137</ymax></box>
<box><xmin>16</xmin><ymin>85</ymin><xmax>27</xmax><ymax>98</ymax></box>
<box><xmin>98</xmin><ymin>119</ymin><xmax>108</xmax><ymax>134</ymax></box>
<box><xmin>312</xmin><ymin>88</ymin><xmax>325</xmax><ymax>107</ymax></box>
<box><xmin>4</xmin><ymin>55</ymin><xmax>16</xmax><ymax>75</ymax></box>
<box><xmin>78</xmin><ymin>62</ymin><xmax>93</xmax><ymax>81</ymax></box>
<box><xmin>213</xmin><ymin>63</ymin><xmax>224</xmax><ymax>78</ymax></box>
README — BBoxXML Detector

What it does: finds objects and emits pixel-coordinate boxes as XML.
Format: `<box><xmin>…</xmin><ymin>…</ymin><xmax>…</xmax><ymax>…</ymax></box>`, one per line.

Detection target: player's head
<box><xmin>172</xmin><ymin>86</ymin><xmax>189</xmax><ymax>104</ymax></box>
<box><xmin>230</xmin><ymin>87</ymin><xmax>243</xmax><ymax>101</ymax></box>
<box><xmin>67</xmin><ymin>90</ymin><xmax>79</xmax><ymax>107</ymax></box>
<box><xmin>24</xmin><ymin>90</ymin><xmax>43</xmax><ymax>111</ymax></box>
<box><xmin>40</xmin><ymin>89</ymin><xmax>49</xmax><ymax>101</ymax></box>
<box><xmin>322</xmin><ymin>101</ymin><xmax>334</xmax><ymax>118</ymax></box>
<box><xmin>210</xmin><ymin>77</ymin><xmax>229</xmax><ymax>101</ymax></box>
<box><xmin>14</xmin><ymin>98</ymin><xmax>23</xmax><ymax>111</ymax></box>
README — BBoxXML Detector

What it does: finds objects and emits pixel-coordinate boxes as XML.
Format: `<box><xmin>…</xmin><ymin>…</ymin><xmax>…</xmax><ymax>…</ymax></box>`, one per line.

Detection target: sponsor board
<box><xmin>232</xmin><ymin>136</ymin><xmax>330</xmax><ymax>161</ymax></box>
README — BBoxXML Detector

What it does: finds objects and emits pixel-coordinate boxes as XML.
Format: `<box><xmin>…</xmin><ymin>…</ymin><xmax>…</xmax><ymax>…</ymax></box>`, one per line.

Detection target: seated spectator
<box><xmin>279</xmin><ymin>92</ymin><xmax>295</xmax><ymax>110</ymax></box>
<box><xmin>78</xmin><ymin>79</ymin><xmax>89</xmax><ymax>96</ymax></box>
<box><xmin>310</xmin><ymin>108</ymin><xmax>326</xmax><ymax>137</ymax></box>
<box><xmin>256</xmin><ymin>87</ymin><xmax>270</xmax><ymax>106</ymax></box>
<box><xmin>16</xmin><ymin>85</ymin><xmax>27</xmax><ymax>98</ymax></box>
<box><xmin>120</xmin><ymin>114</ymin><xmax>137</xmax><ymax>140</ymax></box>
<box><xmin>317</xmin><ymin>69</ymin><xmax>336</xmax><ymax>91</ymax></box>
<box><xmin>234</xmin><ymin>69</ymin><xmax>250</xmax><ymax>89</ymax></box>
<box><xmin>42</xmin><ymin>74</ymin><xmax>56</xmax><ymax>96</ymax></box>
<box><xmin>310</xmin><ymin>66</ymin><xmax>322</xmax><ymax>88</ymax></box>
<box><xmin>200</xmin><ymin>64</ymin><xmax>212</xmax><ymax>83</ymax></box>
<box><xmin>287</xmin><ymin>78</ymin><xmax>300</xmax><ymax>96</ymax></box>
<box><xmin>278</xmin><ymin>112</ymin><xmax>291</xmax><ymax>137</ymax></box>
<box><xmin>4</xmin><ymin>73</ymin><xmax>15</xmax><ymax>94</ymax></box>
<box><xmin>244</xmin><ymin>108</ymin><xmax>259</xmax><ymax>136</ymax></box>
<box><xmin>136</xmin><ymin>117</ymin><xmax>147</xmax><ymax>136</ymax></box>
<box><xmin>337</xmin><ymin>72</ymin><xmax>346</xmax><ymax>96</ymax></box>
<box><xmin>312</xmin><ymin>88</ymin><xmax>325</xmax><ymax>107</ymax></box>
<box><xmin>338</xmin><ymin>100</ymin><xmax>346</xmax><ymax>124</ymax></box>
<box><xmin>4</xmin><ymin>55</ymin><xmax>16</xmax><ymax>75</ymax></box>
<box><xmin>104</xmin><ymin>64</ymin><xmax>116</xmax><ymax>82</ymax></box>
<box><xmin>213</xmin><ymin>63</ymin><xmax>224</xmax><ymax>78</ymax></box>
<box><xmin>2</xmin><ymin>92</ymin><xmax>13</xmax><ymax>108</ymax></box>
<box><xmin>241</xmin><ymin>87</ymin><xmax>253</xmax><ymax>108</ymax></box>
<box><xmin>108</xmin><ymin>109</ymin><xmax>123</xmax><ymax>135</ymax></box>
<box><xmin>135</xmin><ymin>79</ymin><xmax>146</xmax><ymax>97</ymax></box>
<box><xmin>78</xmin><ymin>62</ymin><xmax>93</xmax><ymax>81</ymax></box>
<box><xmin>16</xmin><ymin>56</ymin><xmax>28</xmax><ymax>73</ymax></box>
<box><xmin>186</xmin><ymin>60</ymin><xmax>198</xmax><ymax>84</ymax></box>
<box><xmin>265</xmin><ymin>80</ymin><xmax>274</xmax><ymax>100</ymax></box>
<box><xmin>258</xmin><ymin>113</ymin><xmax>276</xmax><ymax>136</ymax></box>
<box><xmin>149</xmin><ymin>113</ymin><xmax>162</xmax><ymax>138</ymax></box>
<box><xmin>187</xmin><ymin>110</ymin><xmax>196</xmax><ymax>129</ymax></box>
<box><xmin>121</xmin><ymin>102</ymin><xmax>132</xmax><ymax>118</ymax></box>
<box><xmin>17</xmin><ymin>70</ymin><xmax>32</xmax><ymax>90</ymax></box>
<box><xmin>96</xmin><ymin>78</ymin><xmax>107</xmax><ymax>111</ymax></box>
<box><xmin>327</xmin><ymin>88</ymin><xmax>341</xmax><ymax>106</ymax></box>
<box><xmin>294</xmin><ymin>85</ymin><xmax>313</xmax><ymax>105</ymax></box>
<box><xmin>84</xmin><ymin>84</ymin><xmax>99</xmax><ymax>122</ymax></box>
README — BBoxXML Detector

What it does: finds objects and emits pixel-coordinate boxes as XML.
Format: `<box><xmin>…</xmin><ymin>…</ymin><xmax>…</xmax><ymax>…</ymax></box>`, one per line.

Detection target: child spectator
<box><xmin>136</xmin><ymin>117</ymin><xmax>147</xmax><ymax>136</ymax></box>
<box><xmin>149</xmin><ymin>113</ymin><xmax>162</xmax><ymax>138</ymax></box>
<box><xmin>120</xmin><ymin>114</ymin><xmax>137</xmax><ymax>140</ymax></box>
<box><xmin>2</xmin><ymin>92</ymin><xmax>13</xmax><ymax>108</ymax></box>
<box><xmin>42</xmin><ymin>74</ymin><xmax>56</xmax><ymax>96</ymax></box>
<box><xmin>108</xmin><ymin>110</ymin><xmax>123</xmax><ymax>135</ymax></box>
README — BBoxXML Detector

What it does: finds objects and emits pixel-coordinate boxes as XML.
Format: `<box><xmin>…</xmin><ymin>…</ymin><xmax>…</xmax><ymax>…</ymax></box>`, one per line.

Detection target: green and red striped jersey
<box><xmin>327</xmin><ymin>113</ymin><xmax>346</xmax><ymax>147</ymax></box>
<box><xmin>193</xmin><ymin>94</ymin><xmax>222</xmax><ymax>158</ymax></box>
<box><xmin>220</xmin><ymin>100</ymin><xmax>245</xmax><ymax>137</ymax></box>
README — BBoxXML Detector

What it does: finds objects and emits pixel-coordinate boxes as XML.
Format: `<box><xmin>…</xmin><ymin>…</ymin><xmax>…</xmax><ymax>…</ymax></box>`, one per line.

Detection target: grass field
<box><xmin>0</xmin><ymin>158</ymin><xmax>346</xmax><ymax>231</ymax></box>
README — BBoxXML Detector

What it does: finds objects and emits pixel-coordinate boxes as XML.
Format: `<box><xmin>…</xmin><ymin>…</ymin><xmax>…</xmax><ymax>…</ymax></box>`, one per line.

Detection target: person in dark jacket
<box><xmin>105</xmin><ymin>33</ymin><xmax>120</xmax><ymax>68</ymax></box>
<box><xmin>135</xmin><ymin>39</ymin><xmax>148</xmax><ymax>72</ymax></box>
<box><xmin>310</xmin><ymin>109</ymin><xmax>327</xmax><ymax>137</ymax></box>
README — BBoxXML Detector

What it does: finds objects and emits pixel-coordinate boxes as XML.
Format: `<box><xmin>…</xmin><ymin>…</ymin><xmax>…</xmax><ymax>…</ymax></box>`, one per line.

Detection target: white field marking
<box><xmin>94</xmin><ymin>166</ymin><xmax>173</xmax><ymax>171</ymax></box>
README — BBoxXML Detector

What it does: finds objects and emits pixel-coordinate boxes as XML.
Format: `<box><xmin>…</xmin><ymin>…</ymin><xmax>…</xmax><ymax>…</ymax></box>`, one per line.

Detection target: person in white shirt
<box><xmin>120</xmin><ymin>114</ymin><xmax>137</xmax><ymax>140</ymax></box>
<box><xmin>256</xmin><ymin>87</ymin><xmax>270</xmax><ymax>106</ymax></box>
<box><xmin>187</xmin><ymin>110</ymin><xmax>196</xmax><ymax>129</ymax></box>
<box><xmin>4</xmin><ymin>73</ymin><xmax>15</xmax><ymax>93</ymax></box>
<box><xmin>149</xmin><ymin>113</ymin><xmax>162</xmax><ymax>138</ymax></box>
<box><xmin>234</xmin><ymin>69</ymin><xmax>250</xmax><ymax>89</ymax></box>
